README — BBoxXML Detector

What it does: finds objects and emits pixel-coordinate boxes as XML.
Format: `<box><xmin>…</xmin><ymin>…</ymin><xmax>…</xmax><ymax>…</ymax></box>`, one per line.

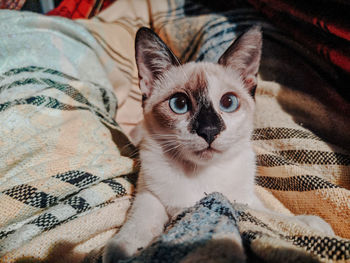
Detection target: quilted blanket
<box><xmin>0</xmin><ymin>0</ymin><xmax>350</xmax><ymax>262</ymax></box>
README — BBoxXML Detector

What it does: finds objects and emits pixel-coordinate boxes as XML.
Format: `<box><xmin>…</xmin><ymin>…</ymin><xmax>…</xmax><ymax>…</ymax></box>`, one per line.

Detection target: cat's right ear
<box><xmin>135</xmin><ymin>27</ymin><xmax>180</xmax><ymax>101</ymax></box>
<box><xmin>218</xmin><ymin>26</ymin><xmax>262</xmax><ymax>97</ymax></box>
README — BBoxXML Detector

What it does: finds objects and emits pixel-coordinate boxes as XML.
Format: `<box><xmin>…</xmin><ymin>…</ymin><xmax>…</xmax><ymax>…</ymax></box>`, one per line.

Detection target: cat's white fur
<box><xmin>103</xmin><ymin>27</ymin><xmax>333</xmax><ymax>263</ymax></box>
<box><xmin>139</xmin><ymin>62</ymin><xmax>264</xmax><ymax>215</ymax></box>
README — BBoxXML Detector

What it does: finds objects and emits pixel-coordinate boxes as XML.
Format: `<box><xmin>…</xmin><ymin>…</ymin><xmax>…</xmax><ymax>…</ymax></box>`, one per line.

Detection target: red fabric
<box><xmin>101</xmin><ymin>0</ymin><xmax>115</xmax><ymax>11</ymax></box>
<box><xmin>46</xmin><ymin>0</ymin><xmax>116</xmax><ymax>19</ymax></box>
<box><xmin>248</xmin><ymin>0</ymin><xmax>350</xmax><ymax>75</ymax></box>
<box><xmin>0</xmin><ymin>0</ymin><xmax>26</xmax><ymax>10</ymax></box>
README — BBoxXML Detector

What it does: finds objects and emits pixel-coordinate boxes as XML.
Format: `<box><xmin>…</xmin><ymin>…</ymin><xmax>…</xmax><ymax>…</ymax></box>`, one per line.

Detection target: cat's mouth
<box><xmin>194</xmin><ymin>147</ymin><xmax>221</xmax><ymax>159</ymax></box>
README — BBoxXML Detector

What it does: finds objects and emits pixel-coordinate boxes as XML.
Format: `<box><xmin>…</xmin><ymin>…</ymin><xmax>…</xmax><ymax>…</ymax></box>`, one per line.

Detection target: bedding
<box><xmin>47</xmin><ymin>0</ymin><xmax>117</xmax><ymax>19</ymax></box>
<box><xmin>0</xmin><ymin>10</ymin><xmax>137</xmax><ymax>262</ymax></box>
<box><xmin>247</xmin><ymin>0</ymin><xmax>350</xmax><ymax>100</ymax></box>
<box><xmin>0</xmin><ymin>0</ymin><xmax>26</xmax><ymax>10</ymax></box>
<box><xmin>0</xmin><ymin>0</ymin><xmax>349</xmax><ymax>262</ymax></box>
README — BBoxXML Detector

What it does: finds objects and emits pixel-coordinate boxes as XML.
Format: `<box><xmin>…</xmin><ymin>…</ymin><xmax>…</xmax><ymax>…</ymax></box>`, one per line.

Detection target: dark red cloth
<box><xmin>46</xmin><ymin>0</ymin><xmax>115</xmax><ymax>19</ymax></box>
<box><xmin>101</xmin><ymin>0</ymin><xmax>115</xmax><ymax>11</ymax></box>
<box><xmin>0</xmin><ymin>0</ymin><xmax>26</xmax><ymax>10</ymax></box>
<box><xmin>248</xmin><ymin>0</ymin><xmax>350</xmax><ymax>75</ymax></box>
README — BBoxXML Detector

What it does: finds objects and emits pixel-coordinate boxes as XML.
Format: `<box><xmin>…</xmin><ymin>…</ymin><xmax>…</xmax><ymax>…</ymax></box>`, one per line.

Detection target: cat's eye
<box><xmin>220</xmin><ymin>93</ymin><xmax>239</xmax><ymax>112</ymax></box>
<box><xmin>169</xmin><ymin>93</ymin><xmax>190</xmax><ymax>114</ymax></box>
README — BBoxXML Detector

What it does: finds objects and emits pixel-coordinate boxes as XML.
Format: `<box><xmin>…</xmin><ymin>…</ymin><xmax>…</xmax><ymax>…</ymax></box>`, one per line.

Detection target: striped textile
<box><xmin>247</xmin><ymin>0</ymin><xmax>350</xmax><ymax>92</ymax></box>
<box><xmin>47</xmin><ymin>0</ymin><xmax>117</xmax><ymax>19</ymax></box>
<box><xmin>0</xmin><ymin>10</ymin><xmax>138</xmax><ymax>262</ymax></box>
<box><xmin>127</xmin><ymin>193</ymin><xmax>350</xmax><ymax>263</ymax></box>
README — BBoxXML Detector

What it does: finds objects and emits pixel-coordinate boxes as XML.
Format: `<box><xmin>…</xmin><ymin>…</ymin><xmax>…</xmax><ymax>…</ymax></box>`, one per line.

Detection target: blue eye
<box><xmin>169</xmin><ymin>93</ymin><xmax>190</xmax><ymax>114</ymax></box>
<box><xmin>220</xmin><ymin>93</ymin><xmax>239</xmax><ymax>112</ymax></box>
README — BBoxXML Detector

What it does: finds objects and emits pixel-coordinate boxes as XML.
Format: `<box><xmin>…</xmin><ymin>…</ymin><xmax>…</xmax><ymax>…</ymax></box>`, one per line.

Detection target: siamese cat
<box><xmin>103</xmin><ymin>27</ymin><xmax>333</xmax><ymax>263</ymax></box>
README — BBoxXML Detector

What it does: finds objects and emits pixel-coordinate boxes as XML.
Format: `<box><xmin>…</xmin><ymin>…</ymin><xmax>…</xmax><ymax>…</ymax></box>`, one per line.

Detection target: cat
<box><xmin>103</xmin><ymin>26</ymin><xmax>333</xmax><ymax>263</ymax></box>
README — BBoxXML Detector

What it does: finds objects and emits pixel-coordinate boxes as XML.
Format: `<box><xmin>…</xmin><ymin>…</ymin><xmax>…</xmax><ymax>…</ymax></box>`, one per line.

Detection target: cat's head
<box><xmin>135</xmin><ymin>27</ymin><xmax>262</xmax><ymax>165</ymax></box>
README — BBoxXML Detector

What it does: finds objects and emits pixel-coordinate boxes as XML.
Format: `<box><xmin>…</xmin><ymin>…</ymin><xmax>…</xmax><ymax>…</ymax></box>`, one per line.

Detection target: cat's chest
<box><xmin>141</xmin><ymin>154</ymin><xmax>255</xmax><ymax>217</ymax></box>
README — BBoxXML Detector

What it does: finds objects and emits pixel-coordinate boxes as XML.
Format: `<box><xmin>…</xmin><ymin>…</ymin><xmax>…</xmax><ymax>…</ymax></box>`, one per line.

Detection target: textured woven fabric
<box><xmin>127</xmin><ymin>193</ymin><xmax>350</xmax><ymax>263</ymax></box>
<box><xmin>0</xmin><ymin>10</ymin><xmax>137</xmax><ymax>262</ymax></box>
<box><xmin>78</xmin><ymin>0</ymin><xmax>150</xmax><ymax>135</ymax></box>
<box><xmin>247</xmin><ymin>0</ymin><xmax>350</xmax><ymax>78</ymax></box>
<box><xmin>47</xmin><ymin>0</ymin><xmax>117</xmax><ymax>19</ymax></box>
<box><xmin>0</xmin><ymin>0</ymin><xmax>26</xmax><ymax>10</ymax></box>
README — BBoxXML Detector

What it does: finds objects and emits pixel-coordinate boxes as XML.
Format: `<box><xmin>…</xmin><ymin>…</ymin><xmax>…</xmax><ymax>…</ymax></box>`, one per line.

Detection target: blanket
<box><xmin>47</xmin><ymin>0</ymin><xmax>117</xmax><ymax>19</ymax></box>
<box><xmin>0</xmin><ymin>9</ymin><xmax>137</xmax><ymax>262</ymax></box>
<box><xmin>0</xmin><ymin>0</ymin><xmax>349</xmax><ymax>262</ymax></box>
<box><xmin>122</xmin><ymin>192</ymin><xmax>349</xmax><ymax>263</ymax></box>
<box><xmin>0</xmin><ymin>0</ymin><xmax>26</xmax><ymax>10</ymax></box>
<box><xmin>247</xmin><ymin>0</ymin><xmax>350</xmax><ymax>96</ymax></box>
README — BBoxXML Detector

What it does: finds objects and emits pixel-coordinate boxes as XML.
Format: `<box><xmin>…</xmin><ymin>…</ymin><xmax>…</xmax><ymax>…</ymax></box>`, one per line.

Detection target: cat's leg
<box><xmin>250</xmin><ymin>197</ymin><xmax>334</xmax><ymax>235</ymax></box>
<box><xmin>103</xmin><ymin>190</ymin><xmax>169</xmax><ymax>263</ymax></box>
<box><xmin>295</xmin><ymin>215</ymin><xmax>334</xmax><ymax>235</ymax></box>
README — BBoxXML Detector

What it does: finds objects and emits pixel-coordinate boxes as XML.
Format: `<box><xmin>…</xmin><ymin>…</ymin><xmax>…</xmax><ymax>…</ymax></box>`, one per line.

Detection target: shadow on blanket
<box><xmin>14</xmin><ymin>241</ymin><xmax>85</xmax><ymax>263</ymax></box>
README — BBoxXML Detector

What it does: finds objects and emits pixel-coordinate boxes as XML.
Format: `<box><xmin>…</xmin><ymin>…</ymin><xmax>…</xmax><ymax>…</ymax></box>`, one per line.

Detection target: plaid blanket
<box><xmin>0</xmin><ymin>0</ymin><xmax>350</xmax><ymax>262</ymax></box>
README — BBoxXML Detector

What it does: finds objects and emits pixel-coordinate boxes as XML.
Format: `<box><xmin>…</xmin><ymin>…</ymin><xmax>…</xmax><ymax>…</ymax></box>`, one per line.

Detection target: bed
<box><xmin>0</xmin><ymin>0</ymin><xmax>349</xmax><ymax>262</ymax></box>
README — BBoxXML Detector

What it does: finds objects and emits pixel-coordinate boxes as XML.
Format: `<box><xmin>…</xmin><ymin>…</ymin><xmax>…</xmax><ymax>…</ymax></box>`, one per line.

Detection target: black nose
<box><xmin>191</xmin><ymin>104</ymin><xmax>224</xmax><ymax>145</ymax></box>
<box><xmin>196</xmin><ymin>125</ymin><xmax>220</xmax><ymax>145</ymax></box>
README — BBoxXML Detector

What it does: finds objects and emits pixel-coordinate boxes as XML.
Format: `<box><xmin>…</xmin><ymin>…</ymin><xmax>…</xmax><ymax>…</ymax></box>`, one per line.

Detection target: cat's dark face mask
<box><xmin>190</xmin><ymin>100</ymin><xmax>225</xmax><ymax>146</ymax></box>
<box><xmin>134</xmin><ymin>26</ymin><xmax>262</xmax><ymax>164</ymax></box>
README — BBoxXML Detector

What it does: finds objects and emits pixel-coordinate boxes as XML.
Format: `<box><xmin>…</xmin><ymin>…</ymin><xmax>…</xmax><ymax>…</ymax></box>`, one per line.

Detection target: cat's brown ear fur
<box><xmin>218</xmin><ymin>26</ymin><xmax>262</xmax><ymax>97</ymax></box>
<box><xmin>135</xmin><ymin>27</ymin><xmax>180</xmax><ymax>101</ymax></box>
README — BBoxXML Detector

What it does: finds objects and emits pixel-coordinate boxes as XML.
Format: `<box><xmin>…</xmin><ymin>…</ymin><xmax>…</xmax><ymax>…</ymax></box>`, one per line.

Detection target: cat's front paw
<box><xmin>295</xmin><ymin>215</ymin><xmax>334</xmax><ymax>236</ymax></box>
<box><xmin>102</xmin><ymin>238</ymin><xmax>131</xmax><ymax>263</ymax></box>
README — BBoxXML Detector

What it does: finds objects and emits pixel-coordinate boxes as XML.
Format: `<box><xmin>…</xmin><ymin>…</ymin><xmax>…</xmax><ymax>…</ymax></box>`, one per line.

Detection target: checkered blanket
<box><xmin>1</xmin><ymin>0</ymin><xmax>350</xmax><ymax>262</ymax></box>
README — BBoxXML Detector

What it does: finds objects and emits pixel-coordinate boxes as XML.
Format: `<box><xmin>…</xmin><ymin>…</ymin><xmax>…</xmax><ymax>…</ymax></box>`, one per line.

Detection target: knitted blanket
<box><xmin>0</xmin><ymin>0</ymin><xmax>350</xmax><ymax>262</ymax></box>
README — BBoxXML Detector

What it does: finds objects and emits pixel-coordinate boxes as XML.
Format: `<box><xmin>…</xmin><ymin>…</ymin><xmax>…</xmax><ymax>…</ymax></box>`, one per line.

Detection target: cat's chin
<box><xmin>192</xmin><ymin>147</ymin><xmax>221</xmax><ymax>162</ymax></box>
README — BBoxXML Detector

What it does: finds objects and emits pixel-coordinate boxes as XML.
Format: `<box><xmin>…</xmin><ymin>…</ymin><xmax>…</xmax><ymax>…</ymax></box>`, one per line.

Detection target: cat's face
<box><xmin>135</xmin><ymin>27</ymin><xmax>262</xmax><ymax>165</ymax></box>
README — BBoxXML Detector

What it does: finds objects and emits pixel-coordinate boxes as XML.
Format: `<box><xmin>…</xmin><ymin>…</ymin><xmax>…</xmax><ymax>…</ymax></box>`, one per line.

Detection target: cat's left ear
<box><xmin>218</xmin><ymin>26</ymin><xmax>262</xmax><ymax>97</ymax></box>
<box><xmin>135</xmin><ymin>27</ymin><xmax>180</xmax><ymax>101</ymax></box>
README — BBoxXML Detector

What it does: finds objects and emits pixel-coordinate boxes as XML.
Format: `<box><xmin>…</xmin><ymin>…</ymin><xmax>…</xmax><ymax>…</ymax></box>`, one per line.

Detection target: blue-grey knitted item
<box><xmin>124</xmin><ymin>193</ymin><xmax>245</xmax><ymax>263</ymax></box>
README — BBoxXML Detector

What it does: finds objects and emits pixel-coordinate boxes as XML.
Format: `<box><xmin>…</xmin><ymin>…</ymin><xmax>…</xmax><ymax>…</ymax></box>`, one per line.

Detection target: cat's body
<box><xmin>139</xmin><ymin>114</ymin><xmax>260</xmax><ymax>217</ymax></box>
<box><xmin>137</xmin><ymin>61</ymin><xmax>264</xmax><ymax>217</ymax></box>
<box><xmin>103</xmin><ymin>27</ymin><xmax>333</xmax><ymax>263</ymax></box>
